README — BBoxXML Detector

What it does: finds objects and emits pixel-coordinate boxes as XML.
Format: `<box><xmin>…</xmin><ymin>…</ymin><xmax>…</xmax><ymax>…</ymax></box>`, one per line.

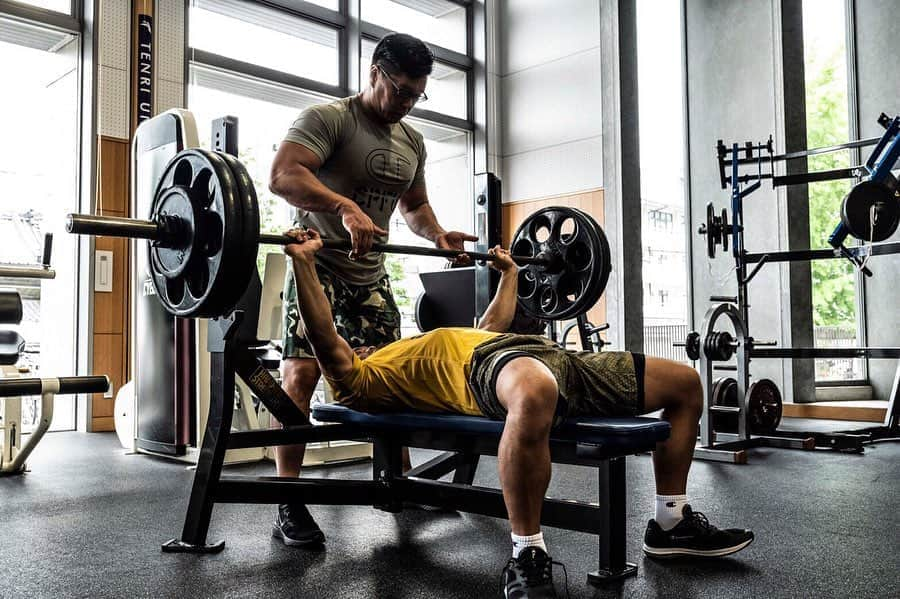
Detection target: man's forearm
<box><xmin>477</xmin><ymin>270</ymin><xmax>518</xmax><ymax>332</ymax></box>
<box><xmin>291</xmin><ymin>259</ymin><xmax>342</xmax><ymax>356</ymax></box>
<box><xmin>271</xmin><ymin>166</ymin><xmax>353</xmax><ymax>215</ymax></box>
<box><xmin>401</xmin><ymin>201</ymin><xmax>446</xmax><ymax>241</ymax></box>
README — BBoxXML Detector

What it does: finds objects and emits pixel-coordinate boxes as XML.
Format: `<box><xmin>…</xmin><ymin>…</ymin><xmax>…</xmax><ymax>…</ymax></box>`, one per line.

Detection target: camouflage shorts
<box><xmin>282</xmin><ymin>263</ymin><xmax>401</xmax><ymax>359</ymax></box>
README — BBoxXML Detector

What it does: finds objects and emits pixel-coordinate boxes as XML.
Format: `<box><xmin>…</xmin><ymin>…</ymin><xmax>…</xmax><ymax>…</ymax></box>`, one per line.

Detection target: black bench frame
<box><xmin>162</xmin><ymin>314</ymin><xmax>660</xmax><ymax>585</ymax></box>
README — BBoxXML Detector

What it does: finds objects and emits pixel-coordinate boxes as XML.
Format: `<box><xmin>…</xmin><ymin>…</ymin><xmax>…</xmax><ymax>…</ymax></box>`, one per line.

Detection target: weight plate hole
<box><xmin>557</xmin><ymin>217</ymin><xmax>578</xmax><ymax>244</ymax></box>
<box><xmin>173</xmin><ymin>158</ymin><xmax>193</xmax><ymax>187</ymax></box>
<box><xmin>518</xmin><ymin>270</ymin><xmax>537</xmax><ymax>299</ymax></box>
<box><xmin>512</xmin><ymin>238</ymin><xmax>534</xmax><ymax>258</ymax></box>
<box><xmin>565</xmin><ymin>241</ymin><xmax>592</xmax><ymax>272</ymax></box>
<box><xmin>164</xmin><ymin>277</ymin><xmax>185</xmax><ymax>306</ymax></box>
<box><xmin>529</xmin><ymin>215</ymin><xmax>552</xmax><ymax>243</ymax></box>
<box><xmin>539</xmin><ymin>286</ymin><xmax>557</xmax><ymax>313</ymax></box>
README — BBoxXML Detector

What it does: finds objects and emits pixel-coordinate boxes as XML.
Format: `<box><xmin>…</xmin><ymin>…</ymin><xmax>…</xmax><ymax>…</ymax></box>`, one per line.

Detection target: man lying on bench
<box><xmin>283</xmin><ymin>228</ymin><xmax>753</xmax><ymax>599</ymax></box>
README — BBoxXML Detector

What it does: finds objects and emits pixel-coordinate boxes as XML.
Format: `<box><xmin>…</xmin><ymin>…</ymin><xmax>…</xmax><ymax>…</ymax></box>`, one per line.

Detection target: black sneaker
<box><xmin>643</xmin><ymin>504</ymin><xmax>754</xmax><ymax>558</ymax></box>
<box><xmin>501</xmin><ymin>547</ymin><xmax>563</xmax><ymax>598</ymax></box>
<box><xmin>272</xmin><ymin>503</ymin><xmax>325</xmax><ymax>547</ymax></box>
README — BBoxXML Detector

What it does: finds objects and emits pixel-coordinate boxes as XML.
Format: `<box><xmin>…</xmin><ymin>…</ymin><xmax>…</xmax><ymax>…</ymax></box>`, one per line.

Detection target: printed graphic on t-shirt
<box><xmin>366</xmin><ymin>148</ymin><xmax>413</xmax><ymax>185</ymax></box>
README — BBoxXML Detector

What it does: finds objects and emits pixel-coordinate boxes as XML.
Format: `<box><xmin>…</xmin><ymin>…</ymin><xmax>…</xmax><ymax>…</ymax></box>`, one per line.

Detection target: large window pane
<box><xmin>636</xmin><ymin>0</ymin><xmax>689</xmax><ymax>362</ymax></box>
<box><xmin>7</xmin><ymin>0</ymin><xmax>71</xmax><ymax>14</ymax></box>
<box><xmin>802</xmin><ymin>0</ymin><xmax>863</xmax><ymax>382</ymax></box>
<box><xmin>362</xmin><ymin>0</ymin><xmax>467</xmax><ymax>55</ymax></box>
<box><xmin>189</xmin><ymin>65</ymin><xmax>335</xmax><ymax>277</ymax></box>
<box><xmin>362</xmin><ymin>38</ymin><xmax>467</xmax><ymax>120</ymax></box>
<box><xmin>385</xmin><ymin>118</ymin><xmax>472</xmax><ymax>337</ymax></box>
<box><xmin>0</xmin><ymin>18</ymin><xmax>79</xmax><ymax>431</ymax></box>
<box><xmin>189</xmin><ymin>0</ymin><xmax>340</xmax><ymax>86</ymax></box>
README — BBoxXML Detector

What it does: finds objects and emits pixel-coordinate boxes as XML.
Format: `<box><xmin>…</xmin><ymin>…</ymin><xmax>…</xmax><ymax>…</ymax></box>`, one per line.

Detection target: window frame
<box><xmin>187</xmin><ymin>0</ymin><xmax>476</xmax><ymax>132</ymax></box>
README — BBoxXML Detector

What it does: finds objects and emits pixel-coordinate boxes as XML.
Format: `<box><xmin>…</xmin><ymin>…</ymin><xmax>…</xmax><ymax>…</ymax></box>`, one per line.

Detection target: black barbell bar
<box><xmin>66</xmin><ymin>214</ymin><xmax>553</xmax><ymax>267</ymax></box>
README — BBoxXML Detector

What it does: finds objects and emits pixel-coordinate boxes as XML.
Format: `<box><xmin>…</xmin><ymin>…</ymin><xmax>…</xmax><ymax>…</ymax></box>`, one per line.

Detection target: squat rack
<box><xmin>693</xmin><ymin>114</ymin><xmax>900</xmax><ymax>462</ymax></box>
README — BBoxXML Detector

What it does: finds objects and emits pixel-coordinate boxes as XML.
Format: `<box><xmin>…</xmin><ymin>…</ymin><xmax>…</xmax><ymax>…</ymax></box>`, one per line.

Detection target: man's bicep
<box><xmin>284</xmin><ymin>107</ymin><xmax>341</xmax><ymax>164</ymax></box>
<box><xmin>275</xmin><ymin>140</ymin><xmax>322</xmax><ymax>171</ymax></box>
<box><xmin>398</xmin><ymin>184</ymin><xmax>429</xmax><ymax>213</ymax></box>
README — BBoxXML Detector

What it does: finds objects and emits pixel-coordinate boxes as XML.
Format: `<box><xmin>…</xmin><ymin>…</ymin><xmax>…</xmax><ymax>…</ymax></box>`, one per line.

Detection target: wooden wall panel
<box><xmin>91</xmin><ymin>333</ymin><xmax>122</xmax><ymax>429</ymax></box>
<box><xmin>91</xmin><ymin>137</ymin><xmax>130</xmax><ymax>432</ymax></box>
<box><xmin>502</xmin><ymin>190</ymin><xmax>607</xmax><ymax>337</ymax></box>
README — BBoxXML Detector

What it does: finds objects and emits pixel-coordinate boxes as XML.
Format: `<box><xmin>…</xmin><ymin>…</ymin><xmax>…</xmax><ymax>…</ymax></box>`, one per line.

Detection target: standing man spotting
<box><xmin>268</xmin><ymin>32</ymin><xmax>477</xmax><ymax>546</ymax></box>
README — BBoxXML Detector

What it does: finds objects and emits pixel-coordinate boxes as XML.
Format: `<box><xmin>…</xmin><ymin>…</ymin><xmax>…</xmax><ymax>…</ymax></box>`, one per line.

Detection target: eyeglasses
<box><xmin>377</xmin><ymin>64</ymin><xmax>428</xmax><ymax>104</ymax></box>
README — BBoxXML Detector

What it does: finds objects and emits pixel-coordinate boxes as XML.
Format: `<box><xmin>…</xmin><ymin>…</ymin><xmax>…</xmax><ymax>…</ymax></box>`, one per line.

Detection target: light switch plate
<box><xmin>95</xmin><ymin>250</ymin><xmax>113</xmax><ymax>292</ymax></box>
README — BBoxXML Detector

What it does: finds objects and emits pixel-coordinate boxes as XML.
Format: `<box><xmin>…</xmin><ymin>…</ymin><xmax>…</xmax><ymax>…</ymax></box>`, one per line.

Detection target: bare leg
<box><xmin>495</xmin><ymin>357</ymin><xmax>559</xmax><ymax>535</ymax></box>
<box><xmin>274</xmin><ymin>357</ymin><xmax>321</xmax><ymax>478</ymax></box>
<box><xmin>641</xmin><ymin>357</ymin><xmax>703</xmax><ymax>495</ymax></box>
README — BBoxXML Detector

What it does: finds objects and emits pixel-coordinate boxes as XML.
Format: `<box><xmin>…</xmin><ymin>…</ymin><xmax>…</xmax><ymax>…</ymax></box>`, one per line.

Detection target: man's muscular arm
<box><xmin>283</xmin><ymin>228</ymin><xmax>355</xmax><ymax>381</ymax></box>
<box><xmin>477</xmin><ymin>246</ymin><xmax>519</xmax><ymax>333</ymax></box>
<box><xmin>270</xmin><ymin>142</ymin><xmax>386</xmax><ymax>256</ymax></box>
<box><xmin>399</xmin><ymin>186</ymin><xmax>478</xmax><ymax>259</ymax></box>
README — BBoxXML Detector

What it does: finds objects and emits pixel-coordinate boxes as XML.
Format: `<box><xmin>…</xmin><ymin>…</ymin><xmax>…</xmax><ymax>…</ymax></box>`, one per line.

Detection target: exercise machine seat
<box><xmin>312</xmin><ymin>403</ymin><xmax>670</xmax><ymax>452</ymax></box>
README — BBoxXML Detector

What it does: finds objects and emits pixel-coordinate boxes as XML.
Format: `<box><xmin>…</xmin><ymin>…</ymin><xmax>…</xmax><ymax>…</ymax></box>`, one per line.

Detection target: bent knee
<box><xmin>496</xmin><ymin>357</ymin><xmax>559</xmax><ymax>427</ymax></box>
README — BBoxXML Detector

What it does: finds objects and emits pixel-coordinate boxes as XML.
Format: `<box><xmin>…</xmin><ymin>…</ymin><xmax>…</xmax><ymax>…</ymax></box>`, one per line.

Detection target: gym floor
<box><xmin>1</xmin><ymin>421</ymin><xmax>897</xmax><ymax>599</ymax></box>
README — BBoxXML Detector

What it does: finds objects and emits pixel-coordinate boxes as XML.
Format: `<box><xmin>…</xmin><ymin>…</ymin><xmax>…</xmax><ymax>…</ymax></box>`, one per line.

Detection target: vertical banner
<box><xmin>132</xmin><ymin>1</ymin><xmax>154</xmax><ymax>133</ymax></box>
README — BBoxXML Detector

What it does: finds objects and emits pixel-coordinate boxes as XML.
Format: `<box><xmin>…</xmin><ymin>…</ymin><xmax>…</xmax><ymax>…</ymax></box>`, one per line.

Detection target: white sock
<box><xmin>655</xmin><ymin>494</ymin><xmax>688</xmax><ymax>531</ymax></box>
<box><xmin>511</xmin><ymin>531</ymin><xmax>546</xmax><ymax>558</ymax></box>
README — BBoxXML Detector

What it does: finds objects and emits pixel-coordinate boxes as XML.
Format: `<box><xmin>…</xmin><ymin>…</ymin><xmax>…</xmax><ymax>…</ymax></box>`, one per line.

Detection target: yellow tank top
<box><xmin>324</xmin><ymin>327</ymin><xmax>502</xmax><ymax>415</ymax></box>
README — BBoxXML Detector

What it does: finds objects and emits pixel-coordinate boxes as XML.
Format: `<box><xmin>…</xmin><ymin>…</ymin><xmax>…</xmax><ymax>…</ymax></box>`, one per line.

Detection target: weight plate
<box><xmin>216</xmin><ymin>151</ymin><xmax>261</xmax><ymax>318</ymax></box>
<box><xmin>840</xmin><ymin>180</ymin><xmax>900</xmax><ymax>242</ymax></box>
<box><xmin>747</xmin><ymin>378</ymin><xmax>783</xmax><ymax>434</ymax></box>
<box><xmin>511</xmin><ymin>207</ymin><xmax>611</xmax><ymax>320</ymax></box>
<box><xmin>706</xmin><ymin>202</ymin><xmax>716</xmax><ymax>259</ymax></box>
<box><xmin>149</xmin><ymin>149</ymin><xmax>243</xmax><ymax>317</ymax></box>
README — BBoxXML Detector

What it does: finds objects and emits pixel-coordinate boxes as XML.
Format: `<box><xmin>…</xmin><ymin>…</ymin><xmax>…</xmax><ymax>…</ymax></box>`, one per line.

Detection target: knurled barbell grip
<box><xmin>66</xmin><ymin>214</ymin><xmax>551</xmax><ymax>267</ymax></box>
<box><xmin>259</xmin><ymin>233</ymin><xmax>549</xmax><ymax>266</ymax></box>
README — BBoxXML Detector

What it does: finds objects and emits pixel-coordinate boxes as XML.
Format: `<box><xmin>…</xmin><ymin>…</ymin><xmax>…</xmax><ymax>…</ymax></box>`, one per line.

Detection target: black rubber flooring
<box><xmin>1</xmin><ymin>422</ymin><xmax>897</xmax><ymax>598</ymax></box>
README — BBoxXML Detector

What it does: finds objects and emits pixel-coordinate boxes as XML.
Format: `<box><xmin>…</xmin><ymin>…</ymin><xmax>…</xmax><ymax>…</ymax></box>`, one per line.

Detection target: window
<box><xmin>10</xmin><ymin>0</ymin><xmax>71</xmax><ymax>14</ymax></box>
<box><xmin>189</xmin><ymin>0</ymin><xmax>341</xmax><ymax>86</ymax></box>
<box><xmin>188</xmin><ymin>0</ymin><xmax>478</xmax><ymax>342</ymax></box>
<box><xmin>649</xmin><ymin>209</ymin><xmax>674</xmax><ymax>232</ymax></box>
<box><xmin>802</xmin><ymin>0</ymin><xmax>863</xmax><ymax>382</ymax></box>
<box><xmin>0</xmin><ymin>15</ymin><xmax>80</xmax><ymax>431</ymax></box>
<box><xmin>188</xmin><ymin>65</ymin><xmax>334</xmax><ymax>278</ymax></box>
<box><xmin>361</xmin><ymin>37</ymin><xmax>468</xmax><ymax>120</ymax></box>
<box><xmin>361</xmin><ymin>0</ymin><xmax>467</xmax><ymax>54</ymax></box>
<box><xmin>637</xmin><ymin>0</ymin><xmax>689</xmax><ymax>360</ymax></box>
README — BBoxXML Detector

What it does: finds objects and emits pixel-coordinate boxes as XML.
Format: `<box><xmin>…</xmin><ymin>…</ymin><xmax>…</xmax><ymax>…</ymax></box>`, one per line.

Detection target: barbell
<box><xmin>66</xmin><ymin>148</ymin><xmax>611</xmax><ymax>320</ymax></box>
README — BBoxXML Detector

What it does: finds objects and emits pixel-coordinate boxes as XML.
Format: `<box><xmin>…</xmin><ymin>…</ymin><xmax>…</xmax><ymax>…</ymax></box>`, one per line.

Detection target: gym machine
<box><xmin>683</xmin><ymin>113</ymin><xmax>900</xmax><ymax>462</ymax></box>
<box><xmin>1</xmin><ymin>239</ymin><xmax>110</xmax><ymax>475</ymax></box>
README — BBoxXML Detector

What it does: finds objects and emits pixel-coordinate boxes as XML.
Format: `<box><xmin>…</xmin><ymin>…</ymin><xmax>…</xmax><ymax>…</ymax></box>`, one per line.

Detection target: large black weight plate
<box><xmin>712</xmin><ymin>376</ymin><xmax>783</xmax><ymax>434</ymax></box>
<box><xmin>217</xmin><ymin>152</ymin><xmax>261</xmax><ymax>317</ymax></box>
<box><xmin>511</xmin><ymin>207</ymin><xmax>610</xmax><ymax>320</ymax></box>
<box><xmin>747</xmin><ymin>378</ymin><xmax>783</xmax><ymax>434</ymax></box>
<box><xmin>149</xmin><ymin>149</ymin><xmax>243</xmax><ymax>317</ymax></box>
<box><xmin>840</xmin><ymin>180</ymin><xmax>900</xmax><ymax>242</ymax></box>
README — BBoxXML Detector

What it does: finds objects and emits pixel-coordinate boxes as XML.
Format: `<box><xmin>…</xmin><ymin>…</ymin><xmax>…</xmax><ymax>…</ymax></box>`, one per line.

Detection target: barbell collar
<box><xmin>66</xmin><ymin>214</ymin><xmax>163</xmax><ymax>242</ymax></box>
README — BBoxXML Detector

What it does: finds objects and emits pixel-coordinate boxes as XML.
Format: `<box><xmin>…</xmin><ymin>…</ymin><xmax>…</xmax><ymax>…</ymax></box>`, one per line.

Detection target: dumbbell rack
<box><xmin>693</xmin><ymin>117</ymin><xmax>900</xmax><ymax>461</ymax></box>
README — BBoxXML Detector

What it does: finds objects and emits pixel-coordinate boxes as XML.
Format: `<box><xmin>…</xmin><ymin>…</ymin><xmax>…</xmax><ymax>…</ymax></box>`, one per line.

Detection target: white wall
<box><xmin>498</xmin><ymin>0</ymin><xmax>603</xmax><ymax>202</ymax></box>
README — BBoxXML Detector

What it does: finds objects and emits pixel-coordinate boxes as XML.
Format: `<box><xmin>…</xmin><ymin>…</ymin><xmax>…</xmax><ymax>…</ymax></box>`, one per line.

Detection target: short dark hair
<box><xmin>372</xmin><ymin>33</ymin><xmax>434</xmax><ymax>79</ymax></box>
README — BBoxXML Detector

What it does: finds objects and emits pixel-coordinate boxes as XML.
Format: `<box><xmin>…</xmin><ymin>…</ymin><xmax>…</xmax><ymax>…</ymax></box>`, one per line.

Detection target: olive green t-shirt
<box><xmin>283</xmin><ymin>95</ymin><xmax>427</xmax><ymax>285</ymax></box>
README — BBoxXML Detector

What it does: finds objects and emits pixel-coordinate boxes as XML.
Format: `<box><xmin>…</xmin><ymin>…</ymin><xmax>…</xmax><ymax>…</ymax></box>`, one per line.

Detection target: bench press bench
<box><xmin>162</xmin><ymin>316</ymin><xmax>670</xmax><ymax>587</ymax></box>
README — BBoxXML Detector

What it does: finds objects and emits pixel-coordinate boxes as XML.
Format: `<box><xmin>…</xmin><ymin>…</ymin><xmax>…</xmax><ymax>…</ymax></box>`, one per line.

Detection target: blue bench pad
<box><xmin>312</xmin><ymin>404</ymin><xmax>670</xmax><ymax>450</ymax></box>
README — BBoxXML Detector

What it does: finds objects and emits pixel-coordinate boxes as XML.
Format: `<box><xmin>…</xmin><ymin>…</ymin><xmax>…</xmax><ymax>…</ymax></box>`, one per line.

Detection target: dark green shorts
<box><xmin>281</xmin><ymin>263</ymin><xmax>401</xmax><ymax>359</ymax></box>
<box><xmin>468</xmin><ymin>333</ymin><xmax>645</xmax><ymax>424</ymax></box>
